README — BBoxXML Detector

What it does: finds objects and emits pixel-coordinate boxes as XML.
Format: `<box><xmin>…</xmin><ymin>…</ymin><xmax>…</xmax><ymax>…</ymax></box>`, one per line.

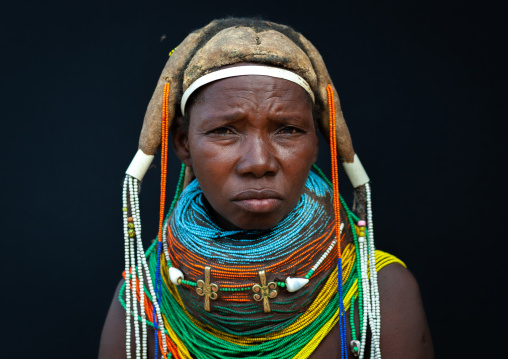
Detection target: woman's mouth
<box><xmin>231</xmin><ymin>190</ymin><xmax>283</xmax><ymax>213</ymax></box>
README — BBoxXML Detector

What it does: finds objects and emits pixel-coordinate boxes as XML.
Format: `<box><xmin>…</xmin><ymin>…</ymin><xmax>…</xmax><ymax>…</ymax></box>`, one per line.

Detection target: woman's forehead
<box><xmin>190</xmin><ymin>75</ymin><xmax>312</xmax><ymax>108</ymax></box>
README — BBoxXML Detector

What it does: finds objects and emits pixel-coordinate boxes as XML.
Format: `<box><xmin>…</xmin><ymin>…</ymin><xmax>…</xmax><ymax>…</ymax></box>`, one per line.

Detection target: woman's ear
<box><xmin>171</xmin><ymin>116</ymin><xmax>192</xmax><ymax>167</ymax></box>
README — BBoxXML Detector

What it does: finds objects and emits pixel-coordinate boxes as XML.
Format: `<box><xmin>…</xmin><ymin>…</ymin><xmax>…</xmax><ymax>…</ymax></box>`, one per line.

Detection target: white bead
<box><xmin>169</xmin><ymin>267</ymin><xmax>184</xmax><ymax>285</ymax></box>
<box><xmin>285</xmin><ymin>277</ymin><xmax>309</xmax><ymax>292</ymax></box>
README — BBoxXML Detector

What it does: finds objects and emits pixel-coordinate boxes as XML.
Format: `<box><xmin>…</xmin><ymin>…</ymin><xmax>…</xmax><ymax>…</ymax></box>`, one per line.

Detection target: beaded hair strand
<box><xmin>153</xmin><ymin>82</ymin><xmax>171</xmax><ymax>358</ymax></box>
<box><xmin>327</xmin><ymin>85</ymin><xmax>348</xmax><ymax>358</ymax></box>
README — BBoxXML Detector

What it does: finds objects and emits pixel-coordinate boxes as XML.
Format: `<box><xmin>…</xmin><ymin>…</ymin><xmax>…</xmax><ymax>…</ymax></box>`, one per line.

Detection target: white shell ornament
<box><xmin>169</xmin><ymin>267</ymin><xmax>184</xmax><ymax>285</ymax></box>
<box><xmin>285</xmin><ymin>277</ymin><xmax>309</xmax><ymax>292</ymax></box>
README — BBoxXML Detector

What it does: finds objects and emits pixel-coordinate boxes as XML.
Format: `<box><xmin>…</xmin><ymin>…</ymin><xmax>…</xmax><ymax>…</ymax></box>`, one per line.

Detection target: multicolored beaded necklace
<box><xmin>163</xmin><ymin>172</ymin><xmax>340</xmax><ymax>331</ymax></box>
<box><xmin>122</xmin><ymin>163</ymin><xmax>388</xmax><ymax>359</ymax></box>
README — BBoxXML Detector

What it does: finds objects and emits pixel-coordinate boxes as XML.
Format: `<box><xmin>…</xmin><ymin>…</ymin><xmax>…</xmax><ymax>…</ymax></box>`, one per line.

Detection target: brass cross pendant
<box><xmin>196</xmin><ymin>266</ymin><xmax>219</xmax><ymax>312</ymax></box>
<box><xmin>252</xmin><ymin>270</ymin><xmax>278</xmax><ymax>313</ymax></box>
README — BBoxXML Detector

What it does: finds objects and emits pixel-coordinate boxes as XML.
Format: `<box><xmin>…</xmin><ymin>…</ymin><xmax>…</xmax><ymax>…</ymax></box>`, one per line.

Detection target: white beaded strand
<box><xmin>130</xmin><ymin>177</ymin><xmax>148</xmax><ymax>359</ymax></box>
<box><xmin>310</xmin><ymin>239</ymin><xmax>336</xmax><ymax>272</ymax></box>
<box><xmin>139</xmin><ymin>249</ymin><xmax>167</xmax><ymax>357</ymax></box>
<box><xmin>123</xmin><ymin>178</ymin><xmax>132</xmax><ymax>359</ymax></box>
<box><xmin>162</xmin><ymin>223</ymin><xmax>170</xmax><ymax>264</ymax></box>
<box><xmin>128</xmin><ymin>182</ymin><xmax>141</xmax><ymax>359</ymax></box>
<box><xmin>309</xmin><ymin>223</ymin><xmax>343</xmax><ymax>273</ymax></box>
<box><xmin>124</xmin><ymin>175</ymin><xmax>168</xmax><ymax>357</ymax></box>
<box><xmin>357</xmin><ymin>221</ymin><xmax>371</xmax><ymax>359</ymax></box>
<box><xmin>365</xmin><ymin>183</ymin><xmax>381</xmax><ymax>359</ymax></box>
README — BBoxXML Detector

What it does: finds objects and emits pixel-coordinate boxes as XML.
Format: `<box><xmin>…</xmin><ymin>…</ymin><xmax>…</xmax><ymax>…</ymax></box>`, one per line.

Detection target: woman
<box><xmin>99</xmin><ymin>18</ymin><xmax>433</xmax><ymax>359</ymax></box>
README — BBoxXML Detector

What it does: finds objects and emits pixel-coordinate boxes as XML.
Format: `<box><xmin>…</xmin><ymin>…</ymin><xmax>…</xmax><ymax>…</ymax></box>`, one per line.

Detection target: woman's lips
<box><xmin>231</xmin><ymin>189</ymin><xmax>283</xmax><ymax>213</ymax></box>
<box><xmin>233</xmin><ymin>198</ymin><xmax>282</xmax><ymax>213</ymax></box>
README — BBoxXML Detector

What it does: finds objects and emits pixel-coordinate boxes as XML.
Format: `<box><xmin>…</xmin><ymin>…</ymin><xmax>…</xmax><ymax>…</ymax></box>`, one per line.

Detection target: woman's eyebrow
<box><xmin>199</xmin><ymin>111</ymin><xmax>246</xmax><ymax>124</ymax></box>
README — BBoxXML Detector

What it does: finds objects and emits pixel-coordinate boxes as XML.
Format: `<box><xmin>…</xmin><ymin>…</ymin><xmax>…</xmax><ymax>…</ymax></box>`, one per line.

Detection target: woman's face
<box><xmin>173</xmin><ymin>74</ymin><xmax>318</xmax><ymax>230</ymax></box>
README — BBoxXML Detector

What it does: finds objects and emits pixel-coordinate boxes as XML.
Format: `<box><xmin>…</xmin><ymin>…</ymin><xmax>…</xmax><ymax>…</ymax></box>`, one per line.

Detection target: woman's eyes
<box><xmin>208</xmin><ymin>127</ymin><xmax>235</xmax><ymax>135</ymax></box>
<box><xmin>207</xmin><ymin>126</ymin><xmax>304</xmax><ymax>135</ymax></box>
<box><xmin>277</xmin><ymin>126</ymin><xmax>304</xmax><ymax>135</ymax></box>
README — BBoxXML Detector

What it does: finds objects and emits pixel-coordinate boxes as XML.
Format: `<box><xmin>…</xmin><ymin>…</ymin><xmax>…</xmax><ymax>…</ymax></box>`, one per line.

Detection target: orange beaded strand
<box><xmin>327</xmin><ymin>84</ymin><xmax>349</xmax><ymax>358</ymax></box>
<box><xmin>326</xmin><ymin>85</ymin><xmax>341</xmax><ymax>259</ymax></box>
<box><xmin>158</xmin><ymin>83</ymin><xmax>170</xmax><ymax>244</ymax></box>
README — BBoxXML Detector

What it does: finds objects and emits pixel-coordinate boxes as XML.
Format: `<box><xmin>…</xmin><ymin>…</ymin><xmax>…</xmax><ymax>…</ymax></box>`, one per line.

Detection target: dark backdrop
<box><xmin>2</xmin><ymin>0</ymin><xmax>506</xmax><ymax>357</ymax></box>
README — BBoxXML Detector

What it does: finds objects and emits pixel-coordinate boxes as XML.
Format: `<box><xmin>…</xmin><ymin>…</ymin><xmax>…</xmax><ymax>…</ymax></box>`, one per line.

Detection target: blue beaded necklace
<box><xmin>170</xmin><ymin>171</ymin><xmax>334</xmax><ymax>265</ymax></box>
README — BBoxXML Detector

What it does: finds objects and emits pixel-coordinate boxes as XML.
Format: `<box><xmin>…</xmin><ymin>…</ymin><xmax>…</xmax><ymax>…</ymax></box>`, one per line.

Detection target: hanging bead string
<box><xmin>123</xmin><ymin>83</ymin><xmax>174</xmax><ymax>359</ymax></box>
<box><xmin>123</xmin><ymin>176</ymin><xmax>167</xmax><ymax>359</ymax></box>
<box><xmin>124</xmin><ymin>175</ymin><xmax>168</xmax><ymax>359</ymax></box>
<box><xmin>326</xmin><ymin>84</ymin><xmax>347</xmax><ymax>359</ymax></box>
<box><xmin>365</xmin><ymin>183</ymin><xmax>381</xmax><ymax>359</ymax></box>
<box><xmin>305</xmin><ymin>223</ymin><xmax>342</xmax><ymax>279</ymax></box>
<box><xmin>346</xmin><ymin>204</ymin><xmax>366</xmax><ymax>357</ymax></box>
<box><xmin>122</xmin><ymin>178</ymin><xmax>132</xmax><ymax>359</ymax></box>
<box><xmin>146</xmin><ymin>49</ymin><xmax>178</xmax><ymax>359</ymax></box>
<box><xmin>154</xmin><ymin>82</ymin><xmax>171</xmax><ymax>359</ymax></box>
<box><xmin>128</xmin><ymin>179</ymin><xmax>143</xmax><ymax>358</ymax></box>
<box><xmin>130</xmin><ymin>178</ymin><xmax>147</xmax><ymax>358</ymax></box>
<box><xmin>121</xmin><ymin>265</ymin><xmax>180</xmax><ymax>359</ymax></box>
<box><xmin>127</xmin><ymin>178</ymin><xmax>142</xmax><ymax>359</ymax></box>
<box><xmin>349</xmin><ymin>294</ymin><xmax>360</xmax><ymax>357</ymax></box>
<box><xmin>357</xmin><ymin>220</ymin><xmax>371</xmax><ymax>359</ymax></box>
<box><xmin>313</xmin><ymin>164</ymin><xmax>373</xmax><ymax>356</ymax></box>
<box><xmin>311</xmin><ymin>118</ymin><xmax>379</xmax><ymax>357</ymax></box>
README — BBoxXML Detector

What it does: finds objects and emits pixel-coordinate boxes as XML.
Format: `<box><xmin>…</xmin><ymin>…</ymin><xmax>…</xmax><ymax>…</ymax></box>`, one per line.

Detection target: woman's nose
<box><xmin>235</xmin><ymin>135</ymin><xmax>278</xmax><ymax>178</ymax></box>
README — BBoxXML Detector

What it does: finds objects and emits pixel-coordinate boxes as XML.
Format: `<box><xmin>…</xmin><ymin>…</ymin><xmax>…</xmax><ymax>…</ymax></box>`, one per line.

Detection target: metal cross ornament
<box><xmin>196</xmin><ymin>266</ymin><xmax>219</xmax><ymax>312</ymax></box>
<box><xmin>252</xmin><ymin>270</ymin><xmax>278</xmax><ymax>313</ymax></box>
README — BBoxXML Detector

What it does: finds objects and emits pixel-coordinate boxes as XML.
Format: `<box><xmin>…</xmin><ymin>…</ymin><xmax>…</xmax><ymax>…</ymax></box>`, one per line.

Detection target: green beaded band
<box><xmin>180</xmin><ymin>279</ymin><xmax>197</xmax><ymax>287</ymax></box>
<box><xmin>220</xmin><ymin>287</ymin><xmax>252</xmax><ymax>292</ymax></box>
<box><xmin>304</xmin><ymin>269</ymin><xmax>314</xmax><ymax>279</ymax></box>
<box><xmin>350</xmin><ymin>294</ymin><xmax>357</xmax><ymax>341</ymax></box>
<box><xmin>179</xmin><ymin>280</ymin><xmax>254</xmax><ymax>292</ymax></box>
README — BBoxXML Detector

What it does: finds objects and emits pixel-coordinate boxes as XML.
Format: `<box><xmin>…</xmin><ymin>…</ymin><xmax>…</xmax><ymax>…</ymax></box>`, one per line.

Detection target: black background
<box><xmin>2</xmin><ymin>0</ymin><xmax>506</xmax><ymax>357</ymax></box>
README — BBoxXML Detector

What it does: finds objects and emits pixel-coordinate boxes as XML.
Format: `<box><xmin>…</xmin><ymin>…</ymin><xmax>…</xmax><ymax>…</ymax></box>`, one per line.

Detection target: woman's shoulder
<box><xmin>98</xmin><ymin>279</ymin><xmax>156</xmax><ymax>359</ymax></box>
<box><xmin>311</xmin><ymin>257</ymin><xmax>434</xmax><ymax>359</ymax></box>
<box><xmin>375</xmin><ymin>260</ymin><xmax>434</xmax><ymax>358</ymax></box>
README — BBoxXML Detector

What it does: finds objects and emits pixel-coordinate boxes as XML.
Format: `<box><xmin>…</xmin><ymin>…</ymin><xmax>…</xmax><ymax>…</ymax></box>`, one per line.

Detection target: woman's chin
<box><xmin>228</xmin><ymin>212</ymin><xmax>287</xmax><ymax>231</ymax></box>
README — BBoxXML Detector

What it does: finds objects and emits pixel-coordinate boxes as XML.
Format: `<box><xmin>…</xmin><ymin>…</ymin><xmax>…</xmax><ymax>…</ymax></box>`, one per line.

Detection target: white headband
<box><xmin>180</xmin><ymin>65</ymin><xmax>315</xmax><ymax>114</ymax></box>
